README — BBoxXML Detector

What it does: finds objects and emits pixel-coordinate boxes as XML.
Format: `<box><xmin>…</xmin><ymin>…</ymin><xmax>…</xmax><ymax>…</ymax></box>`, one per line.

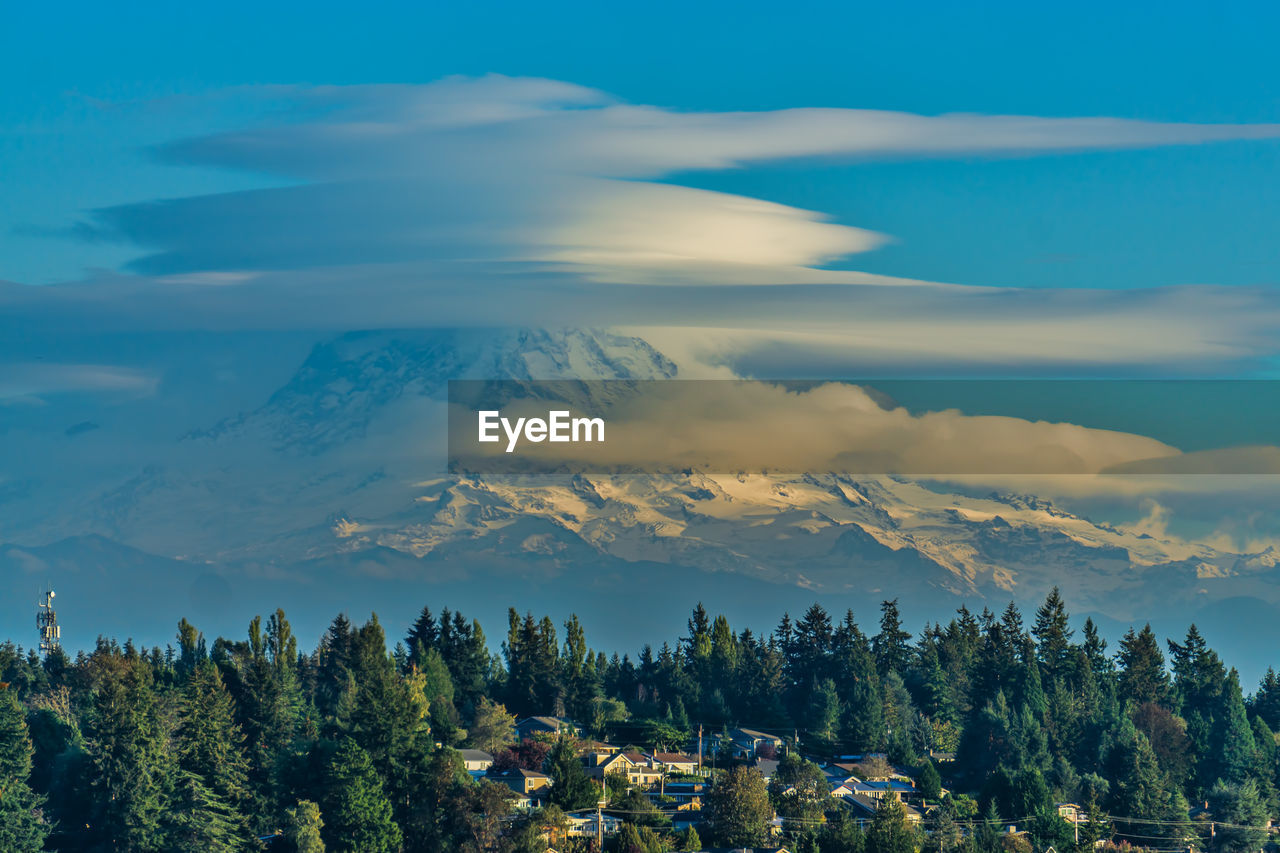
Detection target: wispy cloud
<box><xmin>85</xmin><ymin>75</ymin><xmax>1280</xmax><ymax>283</ymax></box>
<box><xmin>8</xmin><ymin>75</ymin><xmax>1280</xmax><ymax>371</ymax></box>
<box><xmin>0</xmin><ymin>362</ymin><xmax>158</xmax><ymax>400</ymax></box>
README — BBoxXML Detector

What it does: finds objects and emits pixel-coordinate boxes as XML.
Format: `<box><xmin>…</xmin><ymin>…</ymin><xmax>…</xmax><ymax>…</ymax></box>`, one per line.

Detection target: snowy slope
<box><xmin>4</xmin><ymin>326</ymin><xmax>1277</xmax><ymax>626</ymax></box>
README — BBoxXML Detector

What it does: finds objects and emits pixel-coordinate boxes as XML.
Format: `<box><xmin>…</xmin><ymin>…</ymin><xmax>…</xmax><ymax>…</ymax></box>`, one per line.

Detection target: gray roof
<box><xmin>732</xmin><ymin>727</ymin><xmax>783</xmax><ymax>741</ymax></box>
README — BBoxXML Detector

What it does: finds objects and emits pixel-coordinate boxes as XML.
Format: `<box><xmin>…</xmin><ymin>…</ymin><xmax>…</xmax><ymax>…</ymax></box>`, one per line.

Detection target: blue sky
<box><xmin>3</xmin><ymin>0</ymin><xmax>1279</xmax><ymax>291</ymax></box>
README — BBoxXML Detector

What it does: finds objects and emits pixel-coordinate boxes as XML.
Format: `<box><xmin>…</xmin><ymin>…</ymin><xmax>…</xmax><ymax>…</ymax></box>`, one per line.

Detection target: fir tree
<box><xmin>1117</xmin><ymin>624</ymin><xmax>1169</xmax><ymax>706</ymax></box>
<box><xmin>175</xmin><ymin>662</ymin><xmax>253</xmax><ymax>828</ymax></box>
<box><xmin>319</xmin><ymin>737</ymin><xmax>402</xmax><ymax>853</ymax></box>
<box><xmin>874</xmin><ymin>600</ymin><xmax>912</xmax><ymax>678</ymax></box>
<box><xmin>866</xmin><ymin>793</ymin><xmax>917</xmax><ymax>853</ymax></box>
<box><xmin>1032</xmin><ymin>587</ymin><xmax>1073</xmax><ymax>683</ymax></box>
<box><xmin>547</xmin><ymin>736</ymin><xmax>600</xmax><ymax>811</ymax></box>
<box><xmin>0</xmin><ymin>688</ymin><xmax>49</xmax><ymax>852</ymax></box>
<box><xmin>162</xmin><ymin>769</ymin><xmax>245</xmax><ymax>852</ymax></box>
<box><xmin>84</xmin><ymin>658</ymin><xmax>170</xmax><ymax>850</ymax></box>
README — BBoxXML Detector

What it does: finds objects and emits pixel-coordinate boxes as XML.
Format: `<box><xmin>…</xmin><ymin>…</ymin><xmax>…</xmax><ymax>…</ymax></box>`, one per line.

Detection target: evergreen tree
<box><xmin>874</xmin><ymin>600</ymin><xmax>912</xmax><ymax>678</ymax></box>
<box><xmin>547</xmin><ymin>736</ymin><xmax>600</xmax><ymax>811</ymax></box>
<box><xmin>84</xmin><ymin>657</ymin><xmax>170</xmax><ymax>850</ymax></box>
<box><xmin>1250</xmin><ymin>667</ymin><xmax>1280</xmax><ymax>730</ymax></box>
<box><xmin>344</xmin><ymin>614</ymin><xmax>432</xmax><ymax>826</ymax></box>
<box><xmin>235</xmin><ymin>609</ymin><xmax>304</xmax><ymax>817</ymax></box>
<box><xmin>807</xmin><ymin>678</ymin><xmax>842</xmax><ymax>747</ymax></box>
<box><xmin>1116</xmin><ymin>625</ymin><xmax>1168</xmax><ymax>706</ymax></box>
<box><xmin>0</xmin><ymin>688</ymin><xmax>48</xmax><ymax>852</ymax></box>
<box><xmin>818</xmin><ymin>810</ymin><xmax>866</xmax><ymax>853</ymax></box>
<box><xmin>679</xmin><ymin>824</ymin><xmax>703</xmax><ymax>852</ymax></box>
<box><xmin>406</xmin><ymin>606</ymin><xmax>440</xmax><ymax>661</ymax></box>
<box><xmin>1206</xmin><ymin>777</ymin><xmax>1269</xmax><ymax>853</ymax></box>
<box><xmin>1032</xmin><ymin>587</ymin><xmax>1073</xmax><ymax>684</ymax></box>
<box><xmin>1211</xmin><ymin>669</ymin><xmax>1258</xmax><ymax>785</ymax></box>
<box><xmin>174</xmin><ymin>661</ymin><xmax>253</xmax><ymax>838</ymax></box>
<box><xmin>917</xmin><ymin>760</ymin><xmax>942</xmax><ymax>801</ymax></box>
<box><xmin>319</xmin><ymin>738</ymin><xmax>402</xmax><ymax>853</ymax></box>
<box><xmin>163</xmin><ymin>769</ymin><xmax>245</xmax><ymax>852</ymax></box>
<box><xmin>866</xmin><ymin>793</ymin><xmax>917</xmax><ymax>853</ymax></box>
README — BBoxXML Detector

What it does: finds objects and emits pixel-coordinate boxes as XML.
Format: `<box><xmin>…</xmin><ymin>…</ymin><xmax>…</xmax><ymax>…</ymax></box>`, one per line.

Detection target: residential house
<box><xmin>577</xmin><ymin>741</ymin><xmax>621</xmax><ymax>757</ymax></box>
<box><xmin>728</xmin><ymin>728</ymin><xmax>784</xmax><ymax>759</ymax></box>
<box><xmin>491</xmin><ymin>768</ymin><xmax>553</xmax><ymax>796</ymax></box>
<box><xmin>836</xmin><ymin>793</ymin><xmax>924</xmax><ymax>825</ymax></box>
<box><xmin>590</xmin><ymin>751</ymin><xmax>665</xmax><ymax>786</ymax></box>
<box><xmin>649</xmin><ymin>752</ymin><xmax>699</xmax><ymax>774</ymax></box>
<box><xmin>830</xmin><ymin>777</ymin><xmax>918</xmax><ymax>803</ymax></box>
<box><xmin>565</xmin><ymin>810</ymin><xmax>621</xmax><ymax>837</ymax></box>
<box><xmin>459</xmin><ymin>749</ymin><xmax>493</xmax><ymax>776</ymax></box>
<box><xmin>650</xmin><ymin>781</ymin><xmax>705</xmax><ymax>809</ymax></box>
<box><xmin>515</xmin><ymin>716</ymin><xmax>576</xmax><ymax>741</ymax></box>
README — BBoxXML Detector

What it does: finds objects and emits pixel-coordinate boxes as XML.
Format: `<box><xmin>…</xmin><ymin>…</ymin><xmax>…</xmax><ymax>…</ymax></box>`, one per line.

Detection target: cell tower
<box><xmin>37</xmin><ymin>588</ymin><xmax>60</xmax><ymax>655</ymax></box>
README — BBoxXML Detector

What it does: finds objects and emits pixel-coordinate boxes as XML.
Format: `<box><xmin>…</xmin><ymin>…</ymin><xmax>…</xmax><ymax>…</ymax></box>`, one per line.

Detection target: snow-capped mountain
<box><xmin>189</xmin><ymin>328</ymin><xmax>676</xmax><ymax>454</ymax></box>
<box><xmin>5</xmin><ymin>326</ymin><xmax>1280</xmax><ymax>662</ymax></box>
<box><xmin>333</xmin><ymin>470</ymin><xmax>1278</xmax><ymax>620</ymax></box>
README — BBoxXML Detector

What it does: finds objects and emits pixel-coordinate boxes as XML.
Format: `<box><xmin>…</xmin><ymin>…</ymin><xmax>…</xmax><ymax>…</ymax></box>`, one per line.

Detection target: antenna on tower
<box><xmin>37</xmin><ymin>587</ymin><xmax>60</xmax><ymax>656</ymax></box>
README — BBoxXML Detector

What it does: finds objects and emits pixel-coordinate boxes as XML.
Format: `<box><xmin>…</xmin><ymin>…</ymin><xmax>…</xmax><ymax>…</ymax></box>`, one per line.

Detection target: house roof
<box><xmin>458</xmin><ymin>749</ymin><xmax>493</xmax><ymax>762</ymax></box>
<box><xmin>517</xmin><ymin>716</ymin><xmax>571</xmax><ymax>729</ymax></box>
<box><xmin>838</xmin><ymin>793</ymin><xmax>922</xmax><ymax>819</ymax></box>
<box><xmin>651</xmin><ymin>752</ymin><xmax>696</xmax><ymax>763</ymax></box>
<box><xmin>495</xmin><ymin>768</ymin><xmax>551</xmax><ymax>779</ymax></box>
<box><xmin>751</xmin><ymin>758</ymin><xmax>781</xmax><ymax>777</ymax></box>
<box><xmin>732</xmin><ymin>727</ymin><xmax>783</xmax><ymax>741</ymax></box>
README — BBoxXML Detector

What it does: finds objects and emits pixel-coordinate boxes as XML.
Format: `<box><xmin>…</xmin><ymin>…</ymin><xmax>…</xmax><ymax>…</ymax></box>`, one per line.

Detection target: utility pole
<box><xmin>596</xmin><ymin>791</ymin><xmax>605</xmax><ymax>852</ymax></box>
<box><xmin>698</xmin><ymin>724</ymin><xmax>704</xmax><ymax>772</ymax></box>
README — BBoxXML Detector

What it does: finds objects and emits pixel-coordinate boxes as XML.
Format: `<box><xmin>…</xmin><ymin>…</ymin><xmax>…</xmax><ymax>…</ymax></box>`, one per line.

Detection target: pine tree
<box><xmin>84</xmin><ymin>658</ymin><xmax>170</xmax><ymax>850</ymax></box>
<box><xmin>344</xmin><ymin>614</ymin><xmax>432</xmax><ymax>826</ymax></box>
<box><xmin>1032</xmin><ymin>587</ymin><xmax>1073</xmax><ymax>684</ymax></box>
<box><xmin>874</xmin><ymin>600</ymin><xmax>912</xmax><ymax>678</ymax></box>
<box><xmin>1251</xmin><ymin>667</ymin><xmax>1280</xmax><ymax>731</ymax></box>
<box><xmin>866</xmin><ymin>793</ymin><xmax>917</xmax><ymax>853</ymax></box>
<box><xmin>819</xmin><ymin>809</ymin><xmax>866</xmax><ymax>853</ymax></box>
<box><xmin>1206</xmin><ymin>777</ymin><xmax>1268</xmax><ymax>853</ymax></box>
<box><xmin>0</xmin><ymin>688</ymin><xmax>49</xmax><ymax>852</ymax></box>
<box><xmin>320</xmin><ymin>737</ymin><xmax>402</xmax><ymax>853</ymax></box>
<box><xmin>236</xmin><ymin>611</ymin><xmax>305</xmax><ymax>826</ymax></box>
<box><xmin>406</xmin><ymin>606</ymin><xmax>440</xmax><ymax>661</ymax></box>
<box><xmin>1117</xmin><ymin>625</ymin><xmax>1168</xmax><ymax>706</ymax></box>
<box><xmin>547</xmin><ymin>736</ymin><xmax>600</xmax><ymax>810</ymax></box>
<box><xmin>175</xmin><ymin>663</ymin><xmax>253</xmax><ymax>828</ymax></box>
<box><xmin>807</xmin><ymin>678</ymin><xmax>842</xmax><ymax>747</ymax></box>
<box><xmin>917</xmin><ymin>760</ymin><xmax>942</xmax><ymax>801</ymax></box>
<box><xmin>162</xmin><ymin>769</ymin><xmax>245</xmax><ymax>852</ymax></box>
<box><xmin>1212</xmin><ymin>669</ymin><xmax>1258</xmax><ymax>785</ymax></box>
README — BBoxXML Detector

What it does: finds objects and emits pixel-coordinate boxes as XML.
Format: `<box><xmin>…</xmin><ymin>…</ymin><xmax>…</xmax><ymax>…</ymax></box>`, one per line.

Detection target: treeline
<box><xmin>1</xmin><ymin>590</ymin><xmax>1279</xmax><ymax>852</ymax></box>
